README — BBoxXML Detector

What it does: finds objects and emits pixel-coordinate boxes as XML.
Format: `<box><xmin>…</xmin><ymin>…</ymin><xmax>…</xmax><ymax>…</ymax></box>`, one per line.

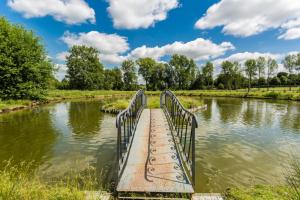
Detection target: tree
<box><xmin>66</xmin><ymin>45</ymin><xmax>104</xmax><ymax>90</ymax></box>
<box><xmin>121</xmin><ymin>60</ymin><xmax>138</xmax><ymax>91</ymax></box>
<box><xmin>266</xmin><ymin>58</ymin><xmax>278</xmax><ymax>90</ymax></box>
<box><xmin>169</xmin><ymin>54</ymin><xmax>196</xmax><ymax>90</ymax></box>
<box><xmin>256</xmin><ymin>57</ymin><xmax>266</xmax><ymax>79</ymax></box>
<box><xmin>136</xmin><ymin>57</ymin><xmax>166</xmax><ymax>90</ymax></box>
<box><xmin>283</xmin><ymin>54</ymin><xmax>298</xmax><ymax>90</ymax></box>
<box><xmin>295</xmin><ymin>53</ymin><xmax>300</xmax><ymax>73</ymax></box>
<box><xmin>217</xmin><ymin>61</ymin><xmax>236</xmax><ymax>90</ymax></box>
<box><xmin>245</xmin><ymin>59</ymin><xmax>257</xmax><ymax>92</ymax></box>
<box><xmin>202</xmin><ymin>62</ymin><xmax>214</xmax><ymax>88</ymax></box>
<box><xmin>164</xmin><ymin>64</ymin><xmax>177</xmax><ymax>89</ymax></box>
<box><xmin>136</xmin><ymin>58</ymin><xmax>156</xmax><ymax>90</ymax></box>
<box><xmin>283</xmin><ymin>54</ymin><xmax>297</xmax><ymax>74</ymax></box>
<box><xmin>103</xmin><ymin>67</ymin><xmax>123</xmax><ymax>90</ymax></box>
<box><xmin>0</xmin><ymin>17</ymin><xmax>54</xmax><ymax>100</ymax></box>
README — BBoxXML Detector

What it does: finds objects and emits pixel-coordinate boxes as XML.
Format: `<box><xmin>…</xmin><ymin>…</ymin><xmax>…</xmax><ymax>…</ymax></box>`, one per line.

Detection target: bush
<box><xmin>265</xmin><ymin>91</ymin><xmax>280</xmax><ymax>99</ymax></box>
<box><xmin>0</xmin><ymin>17</ymin><xmax>54</xmax><ymax>100</ymax></box>
<box><xmin>218</xmin><ymin>83</ymin><xmax>225</xmax><ymax>89</ymax></box>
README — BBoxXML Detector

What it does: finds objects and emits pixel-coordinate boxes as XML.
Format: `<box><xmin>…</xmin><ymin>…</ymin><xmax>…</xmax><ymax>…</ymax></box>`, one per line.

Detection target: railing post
<box><xmin>159</xmin><ymin>90</ymin><xmax>198</xmax><ymax>186</ymax></box>
<box><xmin>191</xmin><ymin>117</ymin><xmax>196</xmax><ymax>186</ymax></box>
<box><xmin>115</xmin><ymin>90</ymin><xmax>147</xmax><ymax>184</ymax></box>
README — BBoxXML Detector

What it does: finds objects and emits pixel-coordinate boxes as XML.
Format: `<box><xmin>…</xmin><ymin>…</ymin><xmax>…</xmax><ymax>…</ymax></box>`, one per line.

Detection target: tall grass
<box><xmin>286</xmin><ymin>159</ymin><xmax>300</xmax><ymax>200</ymax></box>
<box><xmin>0</xmin><ymin>160</ymin><xmax>104</xmax><ymax>200</ymax></box>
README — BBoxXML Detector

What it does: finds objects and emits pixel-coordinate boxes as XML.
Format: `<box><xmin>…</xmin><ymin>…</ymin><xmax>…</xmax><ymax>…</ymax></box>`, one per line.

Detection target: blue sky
<box><xmin>1</xmin><ymin>0</ymin><xmax>300</xmax><ymax>79</ymax></box>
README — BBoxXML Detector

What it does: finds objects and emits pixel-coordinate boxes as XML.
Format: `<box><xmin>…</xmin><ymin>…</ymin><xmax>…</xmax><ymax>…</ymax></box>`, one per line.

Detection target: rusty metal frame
<box><xmin>160</xmin><ymin>90</ymin><xmax>198</xmax><ymax>185</ymax></box>
<box><xmin>116</xmin><ymin>89</ymin><xmax>147</xmax><ymax>183</ymax></box>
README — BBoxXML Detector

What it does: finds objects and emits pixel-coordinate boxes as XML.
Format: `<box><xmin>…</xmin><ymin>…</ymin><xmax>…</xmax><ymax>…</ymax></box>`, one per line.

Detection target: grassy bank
<box><xmin>0</xmin><ymin>161</ymin><xmax>105</xmax><ymax>200</ymax></box>
<box><xmin>1</xmin><ymin>88</ymin><xmax>300</xmax><ymax>113</ymax></box>
<box><xmin>101</xmin><ymin>95</ymin><xmax>204</xmax><ymax>112</ymax></box>
<box><xmin>225</xmin><ymin>185</ymin><xmax>292</xmax><ymax>200</ymax></box>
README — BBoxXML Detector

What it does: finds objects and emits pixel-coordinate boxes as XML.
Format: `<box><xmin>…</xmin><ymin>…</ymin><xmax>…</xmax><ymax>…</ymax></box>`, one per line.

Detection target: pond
<box><xmin>0</xmin><ymin>97</ymin><xmax>300</xmax><ymax>193</ymax></box>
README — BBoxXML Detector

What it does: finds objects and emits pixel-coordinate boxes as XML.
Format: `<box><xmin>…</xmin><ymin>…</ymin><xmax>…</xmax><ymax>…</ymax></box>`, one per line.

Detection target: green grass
<box><xmin>1</xmin><ymin>87</ymin><xmax>300</xmax><ymax>112</ymax></box>
<box><xmin>47</xmin><ymin>90</ymin><xmax>135</xmax><ymax>100</ymax></box>
<box><xmin>0</xmin><ymin>161</ymin><xmax>104</xmax><ymax>200</ymax></box>
<box><xmin>225</xmin><ymin>185</ymin><xmax>292</xmax><ymax>200</ymax></box>
<box><xmin>100</xmin><ymin>95</ymin><xmax>204</xmax><ymax>111</ymax></box>
<box><xmin>0</xmin><ymin>99</ymin><xmax>32</xmax><ymax>110</ymax></box>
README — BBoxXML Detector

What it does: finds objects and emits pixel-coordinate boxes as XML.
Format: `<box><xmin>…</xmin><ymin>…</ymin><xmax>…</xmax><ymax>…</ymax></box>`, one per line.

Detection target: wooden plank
<box><xmin>192</xmin><ymin>193</ymin><xmax>224</xmax><ymax>200</ymax></box>
<box><xmin>117</xmin><ymin>109</ymin><xmax>194</xmax><ymax>193</ymax></box>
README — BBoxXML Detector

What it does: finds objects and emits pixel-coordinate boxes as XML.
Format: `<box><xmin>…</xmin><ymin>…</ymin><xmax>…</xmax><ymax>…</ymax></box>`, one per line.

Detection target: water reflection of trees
<box><xmin>241</xmin><ymin>100</ymin><xmax>265</xmax><ymax>127</ymax></box>
<box><xmin>280</xmin><ymin>103</ymin><xmax>300</xmax><ymax>132</ymax></box>
<box><xmin>215</xmin><ymin>98</ymin><xmax>243</xmax><ymax>123</ymax></box>
<box><xmin>202</xmin><ymin>99</ymin><xmax>212</xmax><ymax>121</ymax></box>
<box><xmin>0</xmin><ymin>109</ymin><xmax>57</xmax><ymax>167</ymax></box>
<box><xmin>68</xmin><ymin>101</ymin><xmax>104</xmax><ymax>135</ymax></box>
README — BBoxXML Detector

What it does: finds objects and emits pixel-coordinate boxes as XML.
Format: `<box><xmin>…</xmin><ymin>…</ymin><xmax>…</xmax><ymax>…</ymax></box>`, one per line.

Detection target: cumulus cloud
<box><xmin>195</xmin><ymin>0</ymin><xmax>300</xmax><ymax>40</ymax></box>
<box><xmin>59</xmin><ymin>31</ymin><xmax>234</xmax><ymax>65</ymax></box>
<box><xmin>60</xmin><ymin>31</ymin><xmax>129</xmax><ymax>64</ymax></box>
<box><xmin>56</xmin><ymin>51</ymin><xmax>70</xmax><ymax>62</ymax></box>
<box><xmin>107</xmin><ymin>0</ymin><xmax>179</xmax><ymax>29</ymax></box>
<box><xmin>7</xmin><ymin>0</ymin><xmax>95</xmax><ymax>24</ymax></box>
<box><xmin>129</xmin><ymin>38</ymin><xmax>235</xmax><ymax>61</ymax></box>
<box><xmin>55</xmin><ymin>64</ymin><xmax>67</xmax><ymax>80</ymax></box>
<box><xmin>212</xmin><ymin>52</ymin><xmax>284</xmax><ymax>74</ymax></box>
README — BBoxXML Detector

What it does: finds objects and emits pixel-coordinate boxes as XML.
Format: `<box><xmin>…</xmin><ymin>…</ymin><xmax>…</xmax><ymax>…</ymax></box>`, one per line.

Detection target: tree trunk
<box><xmin>248</xmin><ymin>76</ymin><xmax>251</xmax><ymax>92</ymax></box>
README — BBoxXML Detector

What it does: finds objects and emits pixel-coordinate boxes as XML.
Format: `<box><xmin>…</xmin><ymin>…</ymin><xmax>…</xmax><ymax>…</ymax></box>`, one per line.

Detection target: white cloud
<box><xmin>55</xmin><ymin>64</ymin><xmax>67</xmax><ymax>80</ymax></box>
<box><xmin>107</xmin><ymin>0</ymin><xmax>179</xmax><ymax>29</ymax></box>
<box><xmin>195</xmin><ymin>0</ymin><xmax>300</xmax><ymax>39</ymax></box>
<box><xmin>212</xmin><ymin>52</ymin><xmax>284</xmax><ymax>74</ymax></box>
<box><xmin>60</xmin><ymin>31</ymin><xmax>129</xmax><ymax>65</ymax></box>
<box><xmin>56</xmin><ymin>51</ymin><xmax>70</xmax><ymax>62</ymax></box>
<box><xmin>129</xmin><ymin>38</ymin><xmax>235</xmax><ymax>61</ymax></box>
<box><xmin>59</xmin><ymin>32</ymin><xmax>234</xmax><ymax>65</ymax></box>
<box><xmin>7</xmin><ymin>0</ymin><xmax>95</xmax><ymax>24</ymax></box>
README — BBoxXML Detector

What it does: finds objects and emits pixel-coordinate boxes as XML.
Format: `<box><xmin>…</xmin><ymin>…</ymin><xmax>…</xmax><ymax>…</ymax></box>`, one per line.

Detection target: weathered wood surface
<box><xmin>192</xmin><ymin>193</ymin><xmax>224</xmax><ymax>200</ymax></box>
<box><xmin>117</xmin><ymin>109</ymin><xmax>194</xmax><ymax>193</ymax></box>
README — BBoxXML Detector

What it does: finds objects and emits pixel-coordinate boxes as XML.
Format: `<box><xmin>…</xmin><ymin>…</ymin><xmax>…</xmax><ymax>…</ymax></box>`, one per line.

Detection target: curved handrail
<box><xmin>115</xmin><ymin>89</ymin><xmax>146</xmax><ymax>182</ymax></box>
<box><xmin>160</xmin><ymin>90</ymin><xmax>198</xmax><ymax>185</ymax></box>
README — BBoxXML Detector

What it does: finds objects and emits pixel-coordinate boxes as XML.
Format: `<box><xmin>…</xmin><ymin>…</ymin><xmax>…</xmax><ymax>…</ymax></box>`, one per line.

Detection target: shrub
<box><xmin>265</xmin><ymin>91</ymin><xmax>280</xmax><ymax>99</ymax></box>
<box><xmin>218</xmin><ymin>83</ymin><xmax>225</xmax><ymax>89</ymax></box>
<box><xmin>0</xmin><ymin>17</ymin><xmax>54</xmax><ymax>100</ymax></box>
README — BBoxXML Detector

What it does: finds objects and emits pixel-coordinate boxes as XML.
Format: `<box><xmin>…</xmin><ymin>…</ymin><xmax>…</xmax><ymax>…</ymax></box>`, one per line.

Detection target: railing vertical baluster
<box><xmin>116</xmin><ymin>90</ymin><xmax>146</xmax><ymax>183</ymax></box>
<box><xmin>160</xmin><ymin>90</ymin><xmax>198</xmax><ymax>186</ymax></box>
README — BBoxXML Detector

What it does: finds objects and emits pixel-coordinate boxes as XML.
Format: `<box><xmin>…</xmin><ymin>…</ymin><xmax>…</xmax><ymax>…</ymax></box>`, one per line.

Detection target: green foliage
<box><xmin>66</xmin><ymin>45</ymin><xmax>104</xmax><ymax>90</ymax></box>
<box><xmin>0</xmin><ymin>161</ymin><xmax>102</xmax><ymax>200</ymax></box>
<box><xmin>216</xmin><ymin>61</ymin><xmax>243</xmax><ymax>90</ymax></box>
<box><xmin>245</xmin><ymin>59</ymin><xmax>257</xmax><ymax>91</ymax></box>
<box><xmin>286</xmin><ymin>159</ymin><xmax>300</xmax><ymax>199</ymax></box>
<box><xmin>225</xmin><ymin>185</ymin><xmax>292</xmax><ymax>200</ymax></box>
<box><xmin>283</xmin><ymin>54</ymin><xmax>297</xmax><ymax>74</ymax></box>
<box><xmin>121</xmin><ymin>60</ymin><xmax>138</xmax><ymax>91</ymax></box>
<box><xmin>264</xmin><ymin>91</ymin><xmax>280</xmax><ymax>99</ymax></box>
<box><xmin>103</xmin><ymin>67</ymin><xmax>123</xmax><ymax>90</ymax></box>
<box><xmin>137</xmin><ymin>58</ymin><xmax>166</xmax><ymax>90</ymax></box>
<box><xmin>169</xmin><ymin>54</ymin><xmax>197</xmax><ymax>90</ymax></box>
<box><xmin>0</xmin><ymin>17</ymin><xmax>54</xmax><ymax>100</ymax></box>
<box><xmin>202</xmin><ymin>61</ymin><xmax>214</xmax><ymax>88</ymax></box>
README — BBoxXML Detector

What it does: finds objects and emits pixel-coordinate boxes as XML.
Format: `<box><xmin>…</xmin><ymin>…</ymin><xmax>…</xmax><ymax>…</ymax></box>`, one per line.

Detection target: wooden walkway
<box><xmin>117</xmin><ymin>109</ymin><xmax>194</xmax><ymax>193</ymax></box>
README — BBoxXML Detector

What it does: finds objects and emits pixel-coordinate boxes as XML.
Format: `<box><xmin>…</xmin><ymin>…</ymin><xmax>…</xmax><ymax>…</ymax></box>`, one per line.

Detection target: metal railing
<box><xmin>160</xmin><ymin>90</ymin><xmax>198</xmax><ymax>185</ymax></box>
<box><xmin>116</xmin><ymin>90</ymin><xmax>147</xmax><ymax>181</ymax></box>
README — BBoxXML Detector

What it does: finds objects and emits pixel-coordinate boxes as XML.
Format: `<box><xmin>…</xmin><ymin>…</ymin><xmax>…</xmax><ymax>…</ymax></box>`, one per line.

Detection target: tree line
<box><xmin>60</xmin><ymin>45</ymin><xmax>300</xmax><ymax>92</ymax></box>
<box><xmin>1</xmin><ymin>17</ymin><xmax>300</xmax><ymax>101</ymax></box>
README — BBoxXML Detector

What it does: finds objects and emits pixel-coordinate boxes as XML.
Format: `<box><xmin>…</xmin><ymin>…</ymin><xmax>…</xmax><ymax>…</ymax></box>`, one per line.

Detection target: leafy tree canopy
<box><xmin>0</xmin><ymin>17</ymin><xmax>54</xmax><ymax>100</ymax></box>
<box><xmin>66</xmin><ymin>45</ymin><xmax>104</xmax><ymax>90</ymax></box>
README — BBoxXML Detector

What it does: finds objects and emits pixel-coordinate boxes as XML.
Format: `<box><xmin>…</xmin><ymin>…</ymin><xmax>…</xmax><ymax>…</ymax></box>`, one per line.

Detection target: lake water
<box><xmin>0</xmin><ymin>97</ymin><xmax>299</xmax><ymax>193</ymax></box>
